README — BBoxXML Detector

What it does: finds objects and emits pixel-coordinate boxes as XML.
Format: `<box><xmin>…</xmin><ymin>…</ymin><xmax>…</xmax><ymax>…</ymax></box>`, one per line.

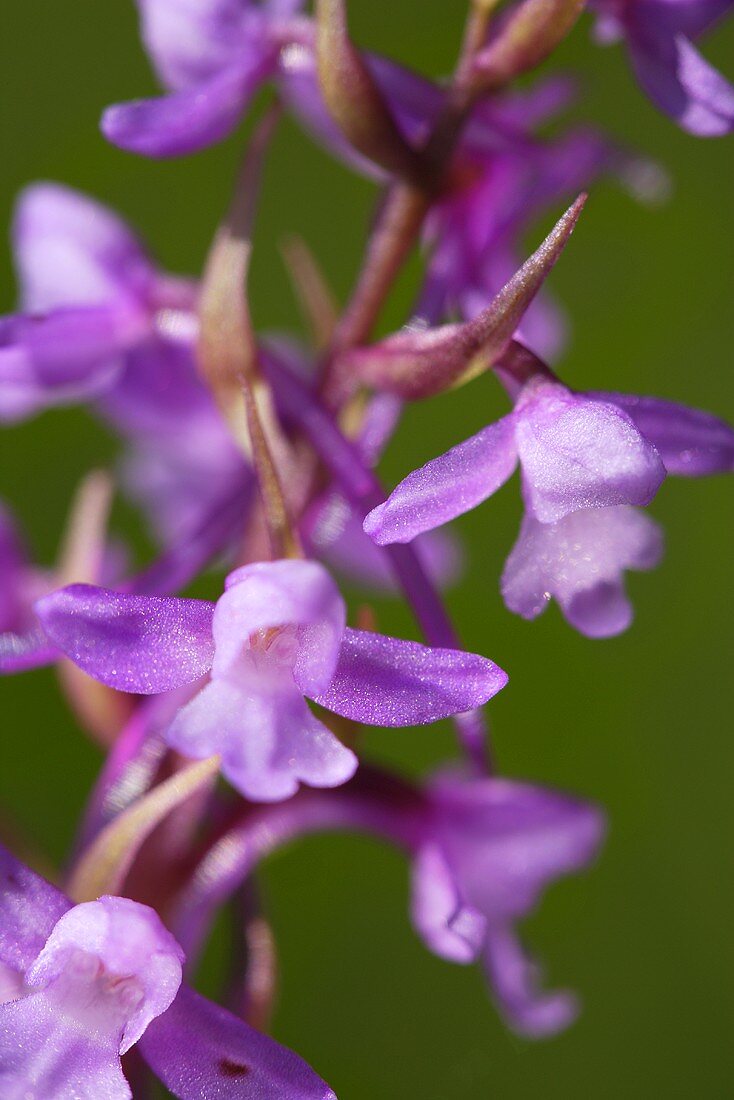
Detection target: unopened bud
<box><xmin>473</xmin><ymin>0</ymin><xmax>587</xmax><ymax>91</ymax></box>
<box><xmin>344</xmin><ymin>194</ymin><xmax>586</xmax><ymax>399</ymax></box>
<box><xmin>315</xmin><ymin>0</ymin><xmax>423</xmax><ymax>179</ymax></box>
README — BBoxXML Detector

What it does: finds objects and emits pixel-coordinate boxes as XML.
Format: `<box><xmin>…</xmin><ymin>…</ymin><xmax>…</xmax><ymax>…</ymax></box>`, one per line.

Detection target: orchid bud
<box><xmin>473</xmin><ymin>0</ymin><xmax>587</xmax><ymax>91</ymax></box>
<box><xmin>315</xmin><ymin>0</ymin><xmax>423</xmax><ymax>179</ymax></box>
<box><xmin>343</xmin><ymin>194</ymin><xmax>586</xmax><ymax>399</ymax></box>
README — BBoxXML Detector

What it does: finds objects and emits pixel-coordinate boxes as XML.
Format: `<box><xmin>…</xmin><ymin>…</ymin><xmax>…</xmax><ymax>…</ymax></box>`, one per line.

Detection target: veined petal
<box><xmin>102</xmin><ymin>61</ymin><xmax>274</xmax><ymax>158</ymax></box>
<box><xmin>314</xmin><ymin>627</ymin><xmax>507</xmax><ymax>726</ymax></box>
<box><xmin>35</xmin><ymin>584</ymin><xmax>215</xmax><ymax>693</ymax></box>
<box><xmin>364</xmin><ymin>414</ymin><xmax>519</xmax><ymax>545</ymax></box>
<box><xmin>140</xmin><ymin>984</ymin><xmax>337</xmax><ymax>1099</ymax></box>
<box><xmin>594</xmin><ymin>392</ymin><xmax>734</xmax><ymax>475</ymax></box>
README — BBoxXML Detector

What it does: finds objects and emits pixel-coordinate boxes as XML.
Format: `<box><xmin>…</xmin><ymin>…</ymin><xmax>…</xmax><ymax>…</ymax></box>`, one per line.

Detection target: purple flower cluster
<box><xmin>1</xmin><ymin>0</ymin><xmax>732</xmax><ymax>1095</ymax></box>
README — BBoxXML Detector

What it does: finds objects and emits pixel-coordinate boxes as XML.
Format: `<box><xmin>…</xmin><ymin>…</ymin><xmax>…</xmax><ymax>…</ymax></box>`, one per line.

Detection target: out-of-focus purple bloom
<box><xmin>502</xmin><ymin>504</ymin><xmax>664</xmax><ymax>637</ymax></box>
<box><xmin>8</xmin><ymin>182</ymin><xmax>252</xmax><ymax>562</ymax></box>
<box><xmin>365</xmin><ymin>376</ymin><xmax>667</xmax><ymax>542</ymax></box>
<box><xmin>411</xmin><ymin>771</ymin><xmax>605</xmax><ymax>1037</ymax></box>
<box><xmin>0</xmin><ymin>845</ymin><xmax>337</xmax><ymax>1098</ymax></box>
<box><xmin>159</xmin><ymin>763</ymin><xmax>603</xmax><ymax>1038</ymax></box>
<box><xmin>35</xmin><ymin>560</ymin><xmax>507</xmax><ymax>802</ymax></box>
<box><xmin>0</xmin><ymin>307</ymin><xmax>145</xmax><ymax>423</ymax></box>
<box><xmin>4</xmin><ymin>183</ymin><xmax>203</xmax><ymax>425</ymax></box>
<box><xmin>102</xmin><ymin>0</ymin><xmax>309</xmax><ymax>157</ymax></box>
<box><xmin>593</xmin><ymin>0</ymin><xmax>734</xmax><ymax>135</ymax></box>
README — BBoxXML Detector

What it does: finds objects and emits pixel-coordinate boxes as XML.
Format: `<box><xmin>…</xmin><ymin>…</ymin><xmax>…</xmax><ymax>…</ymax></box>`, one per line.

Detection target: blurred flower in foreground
<box><xmin>592</xmin><ymin>0</ymin><xmax>734</xmax><ymax>135</ymax></box>
<box><xmin>0</xmin><ymin>845</ymin><xmax>335</xmax><ymax>1099</ymax></box>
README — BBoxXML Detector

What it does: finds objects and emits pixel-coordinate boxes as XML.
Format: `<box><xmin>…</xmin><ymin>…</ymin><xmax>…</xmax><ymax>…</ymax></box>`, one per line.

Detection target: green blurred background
<box><xmin>1</xmin><ymin>3</ymin><xmax>734</xmax><ymax>1097</ymax></box>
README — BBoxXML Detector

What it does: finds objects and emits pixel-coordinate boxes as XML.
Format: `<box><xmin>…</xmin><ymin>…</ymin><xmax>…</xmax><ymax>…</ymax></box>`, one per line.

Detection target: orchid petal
<box><xmin>35</xmin><ymin>584</ymin><xmax>215</xmax><ymax>693</ymax></box>
<box><xmin>166</xmin><ymin>680</ymin><xmax>357</xmax><ymax>803</ymax></box>
<box><xmin>220</xmin><ymin>560</ymin><xmax>346</xmax><ymax>696</ymax></box>
<box><xmin>483</xmin><ymin>925</ymin><xmax>579</xmax><ymax>1038</ymax></box>
<box><xmin>501</xmin><ymin>506</ymin><xmax>664</xmax><ymax>638</ymax></box>
<box><xmin>411</xmin><ymin>844</ymin><xmax>486</xmax><ymax>963</ymax></box>
<box><xmin>12</xmin><ymin>182</ymin><xmax>153</xmax><ymax>312</ymax></box>
<box><xmin>629</xmin><ymin>24</ymin><xmax>734</xmax><ymax>135</ymax></box>
<box><xmin>135</xmin><ymin>0</ymin><xmax>267</xmax><ymax>91</ymax></box>
<box><xmin>0</xmin><ymin>995</ymin><xmax>132</xmax><ymax>1099</ymax></box>
<box><xmin>515</xmin><ymin>382</ymin><xmax>666</xmax><ymax>523</ymax></box>
<box><xmin>140</xmin><ymin>984</ymin><xmax>337</xmax><ymax>1099</ymax></box>
<box><xmin>0</xmin><ymin>845</ymin><xmax>70</xmax><ymax>975</ymax></box>
<box><xmin>428</xmin><ymin>773</ymin><xmax>606</xmax><ymax>922</ymax></box>
<box><xmin>594</xmin><ymin>392</ymin><xmax>734</xmax><ymax>475</ymax></box>
<box><xmin>364</xmin><ymin>414</ymin><xmax>519</xmax><ymax>545</ymax></box>
<box><xmin>0</xmin><ymin>307</ymin><xmax>138</xmax><ymax>423</ymax></box>
<box><xmin>102</xmin><ymin>62</ymin><xmax>273</xmax><ymax>158</ymax></box>
<box><xmin>314</xmin><ymin>627</ymin><xmax>507</xmax><ymax>726</ymax></box>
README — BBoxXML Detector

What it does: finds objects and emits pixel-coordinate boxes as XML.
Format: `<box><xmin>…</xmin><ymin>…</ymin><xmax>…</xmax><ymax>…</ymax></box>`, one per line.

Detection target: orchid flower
<box><xmin>0</xmin><ymin>844</ymin><xmax>336</xmax><ymax>1099</ymax></box>
<box><xmin>365</xmin><ymin>376</ymin><xmax>734</xmax><ymax>635</ymax></box>
<box><xmin>412</xmin><ymin>771</ymin><xmax>605</xmax><ymax>1036</ymax></box>
<box><xmin>35</xmin><ymin>559</ymin><xmax>507</xmax><ymax>802</ymax></box>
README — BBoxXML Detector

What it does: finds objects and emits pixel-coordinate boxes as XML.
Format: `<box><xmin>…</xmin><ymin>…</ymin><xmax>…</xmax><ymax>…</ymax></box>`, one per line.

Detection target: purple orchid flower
<box><xmin>365</xmin><ymin>376</ymin><xmax>667</xmax><ymax>538</ymax></box>
<box><xmin>365</xmin><ymin>376</ymin><xmax>734</xmax><ymax>636</ymax></box>
<box><xmin>593</xmin><ymin>0</ymin><xmax>734</xmax><ymax>135</ymax></box>
<box><xmin>102</xmin><ymin>0</ymin><xmax>309</xmax><ymax>157</ymax></box>
<box><xmin>167</xmin><ymin>764</ymin><xmax>605</xmax><ymax>1039</ymax></box>
<box><xmin>3</xmin><ymin>182</ymin><xmax>206</xmax><ymax>426</ymax></box>
<box><xmin>0</xmin><ymin>844</ymin><xmax>336</xmax><ymax>1098</ymax></box>
<box><xmin>8</xmin><ymin>183</ymin><xmax>255</xmax><ymax>576</ymax></box>
<box><xmin>35</xmin><ymin>559</ymin><xmax>507</xmax><ymax>802</ymax></box>
<box><xmin>411</xmin><ymin>771</ymin><xmax>605</xmax><ymax>1037</ymax></box>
